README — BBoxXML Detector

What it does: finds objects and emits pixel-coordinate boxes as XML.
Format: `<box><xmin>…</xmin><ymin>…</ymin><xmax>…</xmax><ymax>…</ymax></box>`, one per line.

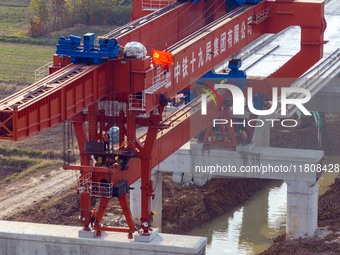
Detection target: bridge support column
<box><xmin>251</xmin><ymin>117</ymin><xmax>271</xmax><ymax>147</ymax></box>
<box><xmin>130</xmin><ymin>171</ymin><xmax>163</xmax><ymax>231</ymax></box>
<box><xmin>286</xmin><ymin>179</ymin><xmax>318</xmax><ymax>239</ymax></box>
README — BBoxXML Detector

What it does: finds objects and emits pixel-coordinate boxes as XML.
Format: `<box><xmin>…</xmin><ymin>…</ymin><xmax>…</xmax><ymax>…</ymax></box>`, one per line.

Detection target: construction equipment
<box><xmin>0</xmin><ymin>0</ymin><xmax>326</xmax><ymax>239</ymax></box>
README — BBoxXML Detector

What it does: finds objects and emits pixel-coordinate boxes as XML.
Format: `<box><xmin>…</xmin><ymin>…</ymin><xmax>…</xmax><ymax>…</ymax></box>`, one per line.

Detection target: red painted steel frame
<box><xmin>0</xmin><ymin>63</ymin><xmax>110</xmax><ymax>140</ymax></box>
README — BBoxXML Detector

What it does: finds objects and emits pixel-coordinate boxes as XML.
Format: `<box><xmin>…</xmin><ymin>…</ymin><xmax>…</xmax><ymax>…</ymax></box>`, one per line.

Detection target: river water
<box><xmin>187</xmin><ymin>155</ymin><xmax>339</xmax><ymax>255</ymax></box>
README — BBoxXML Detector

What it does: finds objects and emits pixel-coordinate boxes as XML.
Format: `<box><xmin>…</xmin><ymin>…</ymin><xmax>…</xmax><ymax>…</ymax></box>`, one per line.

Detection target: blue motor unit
<box><xmin>83</xmin><ymin>33</ymin><xmax>95</xmax><ymax>51</ymax></box>
<box><xmin>56</xmin><ymin>33</ymin><xmax>121</xmax><ymax>64</ymax></box>
<box><xmin>199</xmin><ymin>59</ymin><xmax>246</xmax><ymax>90</ymax></box>
<box><xmin>178</xmin><ymin>0</ymin><xmax>200</xmax><ymax>2</ymax></box>
<box><xmin>226</xmin><ymin>0</ymin><xmax>261</xmax><ymax>12</ymax></box>
<box><xmin>246</xmin><ymin>0</ymin><xmax>261</xmax><ymax>3</ymax></box>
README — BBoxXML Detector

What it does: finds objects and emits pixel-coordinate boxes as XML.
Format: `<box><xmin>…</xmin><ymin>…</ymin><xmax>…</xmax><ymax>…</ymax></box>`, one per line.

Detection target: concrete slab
<box><xmin>242</xmin><ymin>3</ymin><xmax>340</xmax><ymax>77</ymax></box>
<box><xmin>134</xmin><ymin>228</ymin><xmax>159</xmax><ymax>242</ymax></box>
<box><xmin>157</xmin><ymin>142</ymin><xmax>324</xmax><ymax>182</ymax></box>
<box><xmin>0</xmin><ymin>221</ymin><xmax>206</xmax><ymax>255</ymax></box>
<box><xmin>78</xmin><ymin>229</ymin><xmax>96</xmax><ymax>238</ymax></box>
<box><xmin>306</xmin><ymin>76</ymin><xmax>340</xmax><ymax>113</ymax></box>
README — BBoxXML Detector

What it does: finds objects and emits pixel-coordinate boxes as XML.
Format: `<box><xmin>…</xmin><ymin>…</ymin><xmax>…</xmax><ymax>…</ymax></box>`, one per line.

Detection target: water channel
<box><xmin>188</xmin><ymin>155</ymin><xmax>339</xmax><ymax>255</ymax></box>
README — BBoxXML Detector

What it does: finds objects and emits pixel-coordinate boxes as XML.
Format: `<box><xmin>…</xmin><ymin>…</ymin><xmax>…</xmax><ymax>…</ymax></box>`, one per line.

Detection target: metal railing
<box><xmin>78</xmin><ymin>173</ymin><xmax>113</xmax><ymax>198</ymax></box>
<box><xmin>249</xmin><ymin>7</ymin><xmax>271</xmax><ymax>25</ymax></box>
<box><xmin>142</xmin><ymin>0</ymin><xmax>175</xmax><ymax>10</ymax></box>
<box><xmin>275</xmin><ymin>49</ymin><xmax>340</xmax><ymax>116</ymax></box>
<box><xmin>90</xmin><ymin>182</ymin><xmax>113</xmax><ymax>198</ymax></box>
<box><xmin>78</xmin><ymin>173</ymin><xmax>92</xmax><ymax>191</ymax></box>
<box><xmin>35</xmin><ymin>61</ymin><xmax>52</xmax><ymax>82</ymax></box>
<box><xmin>145</xmin><ymin>70</ymin><xmax>171</xmax><ymax>94</ymax></box>
<box><xmin>129</xmin><ymin>92</ymin><xmax>146</xmax><ymax>111</ymax></box>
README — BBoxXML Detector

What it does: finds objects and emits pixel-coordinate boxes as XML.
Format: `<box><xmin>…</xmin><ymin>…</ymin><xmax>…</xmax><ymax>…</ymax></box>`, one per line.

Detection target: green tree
<box><xmin>29</xmin><ymin>0</ymin><xmax>50</xmax><ymax>36</ymax></box>
<box><xmin>28</xmin><ymin>0</ymin><xmax>132</xmax><ymax>36</ymax></box>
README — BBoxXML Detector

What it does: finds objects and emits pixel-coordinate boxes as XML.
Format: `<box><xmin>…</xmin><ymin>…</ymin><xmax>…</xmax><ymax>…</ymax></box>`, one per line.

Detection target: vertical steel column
<box><xmin>73</xmin><ymin>120</ymin><xmax>92</xmax><ymax>230</ymax></box>
<box><xmin>88</xmin><ymin>103</ymin><xmax>98</xmax><ymax>142</ymax></box>
<box><xmin>79</xmin><ymin>188</ymin><xmax>91</xmax><ymax>231</ymax></box>
<box><xmin>73</xmin><ymin>121</ymin><xmax>88</xmax><ymax>165</ymax></box>
<box><xmin>119</xmin><ymin>110</ymin><xmax>125</xmax><ymax>145</ymax></box>
<box><xmin>118</xmin><ymin>194</ymin><xmax>135</xmax><ymax>239</ymax></box>
<box><xmin>138</xmin><ymin>126</ymin><xmax>158</xmax><ymax>234</ymax></box>
<box><xmin>99</xmin><ymin>109</ymin><xmax>106</xmax><ymax>132</ymax></box>
<box><xmin>94</xmin><ymin>197</ymin><xmax>110</xmax><ymax>236</ymax></box>
<box><xmin>126</xmin><ymin>110</ymin><xmax>136</xmax><ymax>151</ymax></box>
<box><xmin>140</xmin><ymin>158</ymin><xmax>154</xmax><ymax>234</ymax></box>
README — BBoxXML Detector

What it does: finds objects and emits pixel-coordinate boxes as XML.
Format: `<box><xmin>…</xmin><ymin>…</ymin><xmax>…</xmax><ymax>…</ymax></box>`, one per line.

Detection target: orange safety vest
<box><xmin>103</xmin><ymin>133</ymin><xmax>110</xmax><ymax>142</ymax></box>
<box><xmin>91</xmin><ymin>209</ymin><xmax>97</xmax><ymax>217</ymax></box>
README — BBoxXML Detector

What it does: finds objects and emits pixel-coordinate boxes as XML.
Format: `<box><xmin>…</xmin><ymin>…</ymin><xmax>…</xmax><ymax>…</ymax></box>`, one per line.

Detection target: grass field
<box><xmin>0</xmin><ymin>0</ymin><xmax>117</xmax><ymax>86</ymax></box>
<box><xmin>0</xmin><ymin>1</ymin><xmax>53</xmax><ymax>85</ymax></box>
<box><xmin>0</xmin><ymin>42</ymin><xmax>55</xmax><ymax>84</ymax></box>
<box><xmin>0</xmin><ymin>0</ymin><xmax>29</xmax><ymax>38</ymax></box>
<box><xmin>0</xmin><ymin>146</ymin><xmax>64</xmax><ymax>184</ymax></box>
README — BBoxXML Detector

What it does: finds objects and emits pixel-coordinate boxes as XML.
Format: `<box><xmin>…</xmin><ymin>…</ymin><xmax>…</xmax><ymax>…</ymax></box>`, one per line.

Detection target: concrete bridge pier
<box><xmin>250</xmin><ymin>117</ymin><xmax>271</xmax><ymax>147</ymax></box>
<box><xmin>130</xmin><ymin>171</ymin><xmax>163</xmax><ymax>230</ymax></box>
<box><xmin>286</xmin><ymin>179</ymin><xmax>319</xmax><ymax>239</ymax></box>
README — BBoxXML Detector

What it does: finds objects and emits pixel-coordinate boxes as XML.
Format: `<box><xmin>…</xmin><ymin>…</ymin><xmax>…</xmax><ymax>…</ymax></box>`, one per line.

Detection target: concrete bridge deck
<box><xmin>0</xmin><ymin>221</ymin><xmax>206</xmax><ymax>255</ymax></box>
<box><xmin>158</xmin><ymin>142</ymin><xmax>324</xmax><ymax>184</ymax></box>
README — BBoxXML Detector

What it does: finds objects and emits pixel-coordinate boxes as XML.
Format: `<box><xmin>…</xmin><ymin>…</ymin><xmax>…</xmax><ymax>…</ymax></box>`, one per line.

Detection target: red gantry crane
<box><xmin>0</xmin><ymin>0</ymin><xmax>326</xmax><ymax>238</ymax></box>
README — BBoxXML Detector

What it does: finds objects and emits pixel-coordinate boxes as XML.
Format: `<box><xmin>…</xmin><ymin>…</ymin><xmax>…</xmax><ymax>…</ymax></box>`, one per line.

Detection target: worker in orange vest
<box><xmin>90</xmin><ymin>208</ymin><xmax>97</xmax><ymax>228</ymax></box>
<box><xmin>102</xmin><ymin>131</ymin><xmax>110</xmax><ymax>151</ymax></box>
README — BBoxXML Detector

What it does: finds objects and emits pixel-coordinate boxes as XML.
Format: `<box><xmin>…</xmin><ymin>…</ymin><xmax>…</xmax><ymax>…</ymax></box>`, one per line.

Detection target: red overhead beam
<box><xmin>0</xmin><ymin>63</ymin><xmax>110</xmax><ymax>140</ymax></box>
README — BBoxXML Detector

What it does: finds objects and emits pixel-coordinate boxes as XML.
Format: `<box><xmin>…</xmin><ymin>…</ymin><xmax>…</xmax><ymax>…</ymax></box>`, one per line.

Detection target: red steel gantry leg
<box><xmin>136</xmin><ymin>110</ymin><xmax>164</xmax><ymax>235</ymax></box>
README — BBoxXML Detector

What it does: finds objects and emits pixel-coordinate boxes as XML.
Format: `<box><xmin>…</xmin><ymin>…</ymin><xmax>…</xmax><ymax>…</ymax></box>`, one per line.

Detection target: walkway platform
<box><xmin>0</xmin><ymin>221</ymin><xmax>206</xmax><ymax>255</ymax></box>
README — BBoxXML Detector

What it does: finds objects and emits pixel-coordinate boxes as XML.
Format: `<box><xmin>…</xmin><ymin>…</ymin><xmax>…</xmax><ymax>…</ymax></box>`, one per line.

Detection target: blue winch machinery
<box><xmin>56</xmin><ymin>33</ymin><xmax>121</xmax><ymax>64</ymax></box>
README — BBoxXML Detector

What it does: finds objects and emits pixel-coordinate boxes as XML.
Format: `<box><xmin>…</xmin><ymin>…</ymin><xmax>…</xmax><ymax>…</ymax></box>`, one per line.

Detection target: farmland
<box><xmin>0</xmin><ymin>0</ymin><xmax>117</xmax><ymax>86</ymax></box>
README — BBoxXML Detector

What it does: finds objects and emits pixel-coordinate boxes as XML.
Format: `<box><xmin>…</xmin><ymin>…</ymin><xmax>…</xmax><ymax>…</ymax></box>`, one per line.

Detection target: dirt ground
<box><xmin>2</xmin><ymin>171</ymin><xmax>270</xmax><ymax>235</ymax></box>
<box><xmin>1</xmin><ymin>113</ymin><xmax>340</xmax><ymax>255</ymax></box>
<box><xmin>271</xmin><ymin>113</ymin><xmax>340</xmax><ymax>155</ymax></box>
<box><xmin>259</xmin><ymin>177</ymin><xmax>340</xmax><ymax>255</ymax></box>
<box><xmin>0</xmin><ymin>169</ymin><xmax>75</xmax><ymax>220</ymax></box>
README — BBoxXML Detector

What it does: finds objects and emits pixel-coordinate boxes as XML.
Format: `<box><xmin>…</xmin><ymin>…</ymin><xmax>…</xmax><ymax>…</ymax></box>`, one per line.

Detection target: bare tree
<box><xmin>51</xmin><ymin>0</ymin><xmax>65</xmax><ymax>30</ymax></box>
